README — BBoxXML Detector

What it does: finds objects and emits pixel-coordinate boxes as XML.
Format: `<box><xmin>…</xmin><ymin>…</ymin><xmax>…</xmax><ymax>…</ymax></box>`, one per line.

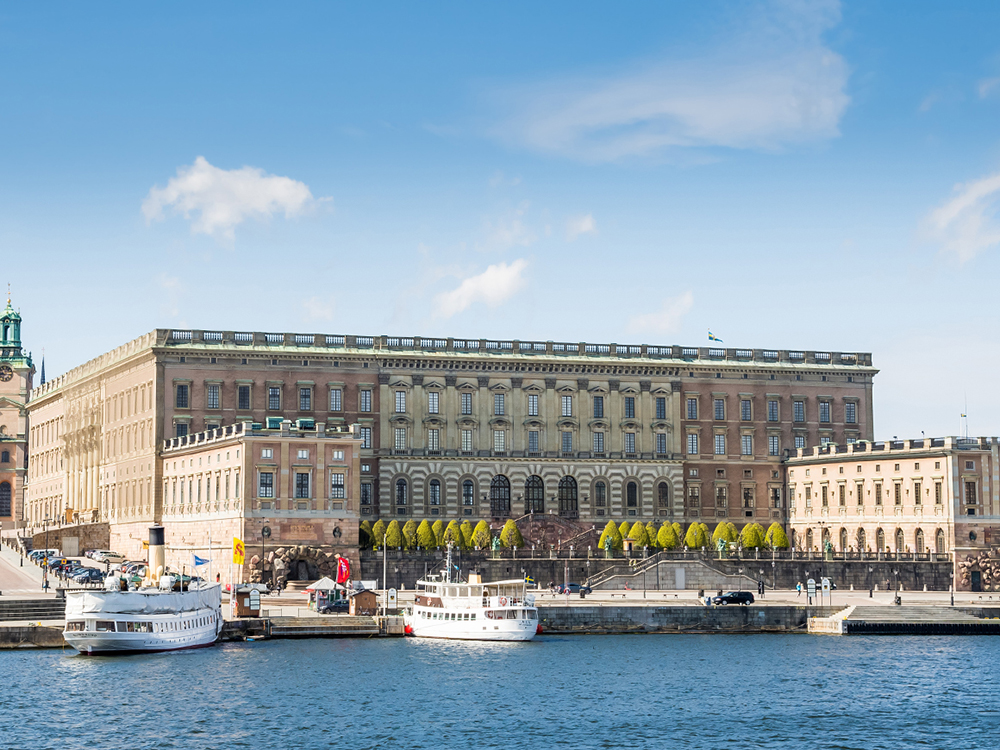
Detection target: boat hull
<box><xmin>404</xmin><ymin>614</ymin><xmax>538</xmax><ymax>642</ymax></box>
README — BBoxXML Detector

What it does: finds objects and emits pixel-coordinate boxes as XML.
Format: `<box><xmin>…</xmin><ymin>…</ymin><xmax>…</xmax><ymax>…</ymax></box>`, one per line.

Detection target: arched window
<box><xmin>935</xmin><ymin>529</ymin><xmax>946</xmax><ymax>554</ymax></box>
<box><xmin>462</xmin><ymin>480</ymin><xmax>475</xmax><ymax>507</ymax></box>
<box><xmin>839</xmin><ymin>528</ymin><xmax>848</xmax><ymax>552</ymax></box>
<box><xmin>0</xmin><ymin>481</ymin><xmax>10</xmax><ymax>517</ymax></box>
<box><xmin>395</xmin><ymin>478</ymin><xmax>407</xmax><ymax>506</ymax></box>
<box><xmin>429</xmin><ymin>479</ymin><xmax>441</xmax><ymax>506</ymax></box>
<box><xmin>915</xmin><ymin>528</ymin><xmax>925</xmax><ymax>554</ymax></box>
<box><xmin>558</xmin><ymin>476</ymin><xmax>578</xmax><ymax>517</ymax></box>
<box><xmin>524</xmin><ymin>476</ymin><xmax>544</xmax><ymax>514</ymax></box>
<box><xmin>895</xmin><ymin>528</ymin><xmax>905</xmax><ymax>553</ymax></box>
<box><xmin>626</xmin><ymin>481</ymin><xmax>638</xmax><ymax>508</ymax></box>
<box><xmin>490</xmin><ymin>475</ymin><xmax>510</xmax><ymax>517</ymax></box>
<box><xmin>0</xmin><ymin>450</ymin><xmax>8</xmax><ymax>463</ymax></box>
<box><xmin>657</xmin><ymin>482</ymin><xmax>670</xmax><ymax>508</ymax></box>
<box><xmin>876</xmin><ymin>528</ymin><xmax>885</xmax><ymax>551</ymax></box>
<box><xmin>857</xmin><ymin>527</ymin><xmax>867</xmax><ymax>552</ymax></box>
<box><xmin>594</xmin><ymin>481</ymin><xmax>607</xmax><ymax>507</ymax></box>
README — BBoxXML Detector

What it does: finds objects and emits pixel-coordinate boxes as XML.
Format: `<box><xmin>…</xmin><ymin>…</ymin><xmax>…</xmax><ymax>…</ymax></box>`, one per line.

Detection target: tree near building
<box><xmin>644</xmin><ymin>522</ymin><xmax>660</xmax><ymax>549</ymax></box>
<box><xmin>385</xmin><ymin>520</ymin><xmax>405</xmax><ymax>550</ymax></box>
<box><xmin>359</xmin><ymin>520</ymin><xmax>373</xmax><ymax>549</ymax></box>
<box><xmin>472</xmin><ymin>520</ymin><xmax>492</xmax><ymax>550</ymax></box>
<box><xmin>671</xmin><ymin>522</ymin><xmax>683</xmax><ymax>541</ymax></box>
<box><xmin>628</xmin><ymin>521</ymin><xmax>649</xmax><ymax>548</ymax></box>
<box><xmin>499</xmin><ymin>520</ymin><xmax>525</xmax><ymax>548</ymax></box>
<box><xmin>765</xmin><ymin>522</ymin><xmax>790</xmax><ymax>549</ymax></box>
<box><xmin>443</xmin><ymin>520</ymin><xmax>464</xmax><ymax>549</ymax></box>
<box><xmin>740</xmin><ymin>522</ymin><xmax>766</xmax><ymax>550</ymax></box>
<box><xmin>618</xmin><ymin>521</ymin><xmax>631</xmax><ymax>541</ymax></box>
<box><xmin>598</xmin><ymin>520</ymin><xmax>624</xmax><ymax>551</ymax></box>
<box><xmin>657</xmin><ymin>523</ymin><xmax>679</xmax><ymax>549</ymax></box>
<box><xmin>431</xmin><ymin>520</ymin><xmax>445</xmax><ymax>548</ymax></box>
<box><xmin>371</xmin><ymin>519</ymin><xmax>387</xmax><ymax>550</ymax></box>
<box><xmin>684</xmin><ymin>522</ymin><xmax>708</xmax><ymax>549</ymax></box>
<box><xmin>460</xmin><ymin>520</ymin><xmax>474</xmax><ymax>549</ymax></box>
<box><xmin>416</xmin><ymin>519</ymin><xmax>436</xmax><ymax>549</ymax></box>
<box><xmin>402</xmin><ymin>519</ymin><xmax>418</xmax><ymax>550</ymax></box>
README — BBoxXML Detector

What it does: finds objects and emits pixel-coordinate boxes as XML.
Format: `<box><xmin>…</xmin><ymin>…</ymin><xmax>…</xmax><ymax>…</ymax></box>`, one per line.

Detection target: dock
<box><xmin>809</xmin><ymin>605</ymin><xmax>1000</xmax><ymax>635</ymax></box>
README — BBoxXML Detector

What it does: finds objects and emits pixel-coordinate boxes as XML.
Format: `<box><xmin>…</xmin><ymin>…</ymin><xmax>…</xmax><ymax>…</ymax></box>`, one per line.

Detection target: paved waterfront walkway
<box><xmin>0</xmin><ymin>542</ymin><xmax>49</xmax><ymax>597</ymax></box>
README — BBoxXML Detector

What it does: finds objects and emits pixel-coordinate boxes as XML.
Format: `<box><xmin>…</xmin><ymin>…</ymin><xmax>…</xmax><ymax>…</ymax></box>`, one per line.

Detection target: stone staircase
<box><xmin>514</xmin><ymin>514</ymin><xmax>595</xmax><ymax>550</ymax></box>
<box><xmin>0</xmin><ymin>598</ymin><xmax>66</xmax><ymax>622</ymax></box>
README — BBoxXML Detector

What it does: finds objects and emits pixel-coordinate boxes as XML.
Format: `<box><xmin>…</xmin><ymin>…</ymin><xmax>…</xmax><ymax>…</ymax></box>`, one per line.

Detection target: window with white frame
<box><xmin>331</xmin><ymin>450</ymin><xmax>344</xmax><ymax>461</ymax></box>
<box><xmin>686</xmin><ymin>398</ymin><xmax>698</xmax><ymax>419</ymax></box>
<box><xmin>460</xmin><ymin>392</ymin><xmax>472</xmax><ymax>415</ymax></box>
<box><xmin>624</xmin><ymin>432</ymin><xmax>636</xmax><ymax>454</ymax></box>
<box><xmin>268</xmin><ymin>386</ymin><xmax>281</xmax><ymax>410</ymax></box>
<box><xmin>687</xmin><ymin>433</ymin><xmax>699</xmax><ymax>455</ymax></box>
<box><xmin>493</xmin><ymin>429</ymin><xmax>506</xmax><ymax>452</ymax></box>
<box><xmin>624</xmin><ymin>396</ymin><xmax>636</xmax><ymax>419</ymax></box>
<box><xmin>294</xmin><ymin>472</ymin><xmax>310</xmax><ymax>499</ymax></box>
<box><xmin>359</xmin><ymin>427</ymin><xmax>371</xmax><ymax>449</ymax></box>
<box><xmin>261</xmin><ymin>448</ymin><xmax>273</xmax><ymax>459</ymax></box>
<box><xmin>428</xmin><ymin>392</ymin><xmax>439</xmax><ymax>414</ymax></box>
<box><xmin>394</xmin><ymin>427</ymin><xmax>406</xmax><ymax>450</ymax></box>
<box><xmin>360</xmin><ymin>390</ymin><xmax>371</xmax><ymax>412</ymax></box>
<box><xmin>820</xmin><ymin>436</ymin><xmax>831</xmax><ymax>446</ymax></box>
<box><xmin>258</xmin><ymin>472</ymin><xmax>274</xmax><ymax>498</ymax></box>
<box><xmin>329</xmin><ymin>388</ymin><xmax>342</xmax><ymax>411</ymax></box>
<box><xmin>845</xmin><ymin>402</ymin><xmax>856</xmax><ymax>424</ymax></box>
<box><xmin>330</xmin><ymin>472</ymin><xmax>345</xmax><ymax>499</ymax></box>
<box><xmin>713</xmin><ymin>399</ymin><xmax>725</xmax><ymax>420</ymax></box>
<box><xmin>741</xmin><ymin>434</ymin><xmax>753</xmax><ymax>455</ymax></box>
<box><xmin>299</xmin><ymin>387</ymin><xmax>312</xmax><ymax>411</ymax></box>
<box><xmin>528</xmin><ymin>431</ymin><xmax>540</xmax><ymax>453</ymax></box>
<box><xmin>427</xmin><ymin>429</ymin><xmax>440</xmax><ymax>451</ymax></box>
<box><xmin>794</xmin><ymin>435</ymin><xmax>805</xmax><ymax>449</ymax></box>
<box><xmin>819</xmin><ymin>401</ymin><xmax>830</xmax><ymax>423</ymax></box>
<box><xmin>561</xmin><ymin>395</ymin><xmax>572</xmax><ymax>417</ymax></box>
<box><xmin>714</xmin><ymin>434</ymin><xmax>726</xmax><ymax>455</ymax></box>
<box><xmin>395</xmin><ymin>390</ymin><xmax>406</xmax><ymax>413</ymax></box>
<box><xmin>461</xmin><ymin>429</ymin><xmax>473</xmax><ymax>452</ymax></box>
<box><xmin>768</xmin><ymin>435</ymin><xmax>779</xmax><ymax>456</ymax></box>
<box><xmin>494</xmin><ymin>393</ymin><xmax>505</xmax><ymax>416</ymax></box>
<box><xmin>656</xmin><ymin>433</ymin><xmax>667</xmax><ymax>454</ymax></box>
<box><xmin>297</xmin><ymin>449</ymin><xmax>309</xmax><ymax>460</ymax></box>
<box><xmin>767</xmin><ymin>400</ymin><xmax>778</xmax><ymax>422</ymax></box>
<box><xmin>561</xmin><ymin>431</ymin><xmax>573</xmax><ymax>453</ymax></box>
<box><xmin>207</xmin><ymin>384</ymin><xmax>220</xmax><ymax>410</ymax></box>
<box><xmin>740</xmin><ymin>400</ymin><xmax>751</xmax><ymax>421</ymax></box>
<box><xmin>592</xmin><ymin>432</ymin><xmax>604</xmax><ymax>453</ymax></box>
<box><xmin>593</xmin><ymin>396</ymin><xmax>604</xmax><ymax>418</ymax></box>
<box><xmin>528</xmin><ymin>394</ymin><xmax>539</xmax><ymax>416</ymax></box>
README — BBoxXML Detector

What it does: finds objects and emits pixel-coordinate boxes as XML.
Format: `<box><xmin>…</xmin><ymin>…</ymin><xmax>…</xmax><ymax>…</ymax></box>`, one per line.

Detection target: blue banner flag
<box><xmin>193</xmin><ymin>555</ymin><xmax>210</xmax><ymax>566</ymax></box>
<box><xmin>708</xmin><ymin>330</ymin><xmax>723</xmax><ymax>343</ymax></box>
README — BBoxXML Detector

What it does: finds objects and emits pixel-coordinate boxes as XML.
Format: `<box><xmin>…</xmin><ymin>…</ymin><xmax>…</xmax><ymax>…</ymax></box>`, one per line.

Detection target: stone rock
<box><xmin>273</xmin><ymin>557</ymin><xmax>286</xmax><ymax>571</ymax></box>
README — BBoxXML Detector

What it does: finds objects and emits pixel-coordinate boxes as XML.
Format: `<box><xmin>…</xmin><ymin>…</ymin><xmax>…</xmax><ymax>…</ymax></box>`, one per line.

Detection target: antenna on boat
<box><xmin>445</xmin><ymin>542</ymin><xmax>453</xmax><ymax>584</ymax></box>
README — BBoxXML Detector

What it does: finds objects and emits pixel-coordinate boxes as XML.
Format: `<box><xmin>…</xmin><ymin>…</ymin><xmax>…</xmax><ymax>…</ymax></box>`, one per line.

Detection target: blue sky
<box><xmin>3</xmin><ymin>1</ymin><xmax>1000</xmax><ymax>438</ymax></box>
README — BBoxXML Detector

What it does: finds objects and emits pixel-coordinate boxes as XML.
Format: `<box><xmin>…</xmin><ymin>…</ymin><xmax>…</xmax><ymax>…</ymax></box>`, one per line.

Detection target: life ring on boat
<box><xmin>499</xmin><ymin>596</ymin><xmax>507</xmax><ymax>607</ymax></box>
<box><xmin>485</xmin><ymin>610</ymin><xmax>493</xmax><ymax>619</ymax></box>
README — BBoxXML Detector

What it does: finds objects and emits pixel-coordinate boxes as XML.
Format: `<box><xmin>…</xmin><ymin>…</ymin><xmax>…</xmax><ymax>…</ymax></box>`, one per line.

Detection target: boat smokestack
<box><xmin>149</xmin><ymin>526</ymin><xmax>165</xmax><ymax>583</ymax></box>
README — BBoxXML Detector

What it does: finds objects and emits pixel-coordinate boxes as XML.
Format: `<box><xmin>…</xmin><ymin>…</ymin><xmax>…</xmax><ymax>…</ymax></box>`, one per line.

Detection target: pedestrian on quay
<box><xmin>796</xmin><ymin>582</ymin><xmax>802</xmax><ymax>597</ymax></box>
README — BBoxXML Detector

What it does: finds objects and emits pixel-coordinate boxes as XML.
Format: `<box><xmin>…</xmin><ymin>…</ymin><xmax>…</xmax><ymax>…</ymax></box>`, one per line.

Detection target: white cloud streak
<box><xmin>434</xmin><ymin>259</ymin><xmax>528</xmax><ymax>318</ymax></box>
<box><xmin>486</xmin><ymin>1</ymin><xmax>849</xmax><ymax>162</ymax></box>
<box><xmin>142</xmin><ymin>156</ymin><xmax>324</xmax><ymax>240</ymax></box>
<box><xmin>978</xmin><ymin>77</ymin><xmax>1000</xmax><ymax>99</ymax></box>
<box><xmin>566</xmin><ymin>213</ymin><xmax>597</xmax><ymax>241</ymax></box>
<box><xmin>626</xmin><ymin>291</ymin><xmax>695</xmax><ymax>335</ymax></box>
<box><xmin>924</xmin><ymin>171</ymin><xmax>1000</xmax><ymax>262</ymax></box>
<box><xmin>481</xmin><ymin>204</ymin><xmax>536</xmax><ymax>249</ymax></box>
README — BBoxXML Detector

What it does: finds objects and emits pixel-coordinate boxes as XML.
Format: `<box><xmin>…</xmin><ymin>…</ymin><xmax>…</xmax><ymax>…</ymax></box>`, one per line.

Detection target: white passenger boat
<box><xmin>404</xmin><ymin>547</ymin><xmax>539</xmax><ymax>641</ymax></box>
<box><xmin>62</xmin><ymin>525</ymin><xmax>223</xmax><ymax>655</ymax></box>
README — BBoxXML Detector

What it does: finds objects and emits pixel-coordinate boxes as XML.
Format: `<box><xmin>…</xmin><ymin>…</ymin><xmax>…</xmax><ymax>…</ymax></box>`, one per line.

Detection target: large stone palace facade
<box><xmin>21</xmin><ymin>327</ymin><xmax>877</xmax><ymax>559</ymax></box>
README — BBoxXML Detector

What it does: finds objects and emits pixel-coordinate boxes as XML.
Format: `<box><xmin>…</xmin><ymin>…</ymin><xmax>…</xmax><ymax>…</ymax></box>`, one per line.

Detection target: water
<box><xmin>2</xmin><ymin>635</ymin><xmax>998</xmax><ymax>749</ymax></box>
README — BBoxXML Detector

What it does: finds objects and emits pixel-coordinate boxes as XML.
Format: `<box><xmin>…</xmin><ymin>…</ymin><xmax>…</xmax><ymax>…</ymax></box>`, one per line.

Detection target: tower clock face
<box><xmin>0</xmin><ymin>365</ymin><xmax>12</xmax><ymax>382</ymax></box>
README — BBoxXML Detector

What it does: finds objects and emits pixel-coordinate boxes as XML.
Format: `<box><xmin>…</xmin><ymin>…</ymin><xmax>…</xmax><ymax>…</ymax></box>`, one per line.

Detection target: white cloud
<box><xmin>142</xmin><ymin>156</ymin><xmax>324</xmax><ymax>240</ymax></box>
<box><xmin>978</xmin><ymin>77</ymin><xmax>1000</xmax><ymax>99</ymax></box>
<box><xmin>481</xmin><ymin>204</ymin><xmax>536</xmax><ymax>249</ymax></box>
<box><xmin>924</xmin><ymin>171</ymin><xmax>1000</xmax><ymax>261</ymax></box>
<box><xmin>302</xmin><ymin>296</ymin><xmax>335</xmax><ymax>322</ymax></box>
<box><xmin>434</xmin><ymin>259</ymin><xmax>529</xmax><ymax>318</ymax></box>
<box><xmin>485</xmin><ymin>1</ymin><xmax>848</xmax><ymax>162</ymax></box>
<box><xmin>626</xmin><ymin>292</ymin><xmax>694</xmax><ymax>335</ymax></box>
<box><xmin>489</xmin><ymin>170</ymin><xmax>522</xmax><ymax>187</ymax></box>
<box><xmin>566</xmin><ymin>213</ymin><xmax>597</xmax><ymax>241</ymax></box>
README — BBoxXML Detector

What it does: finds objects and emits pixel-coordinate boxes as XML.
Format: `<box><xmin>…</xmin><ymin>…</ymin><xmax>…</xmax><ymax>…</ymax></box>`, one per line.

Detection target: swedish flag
<box><xmin>708</xmin><ymin>330</ymin><xmax>723</xmax><ymax>343</ymax></box>
<box><xmin>524</xmin><ymin>575</ymin><xmax>536</xmax><ymax>585</ymax></box>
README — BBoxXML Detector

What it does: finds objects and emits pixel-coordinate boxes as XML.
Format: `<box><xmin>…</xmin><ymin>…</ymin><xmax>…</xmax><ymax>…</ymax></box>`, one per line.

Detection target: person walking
<box><xmin>796</xmin><ymin>581</ymin><xmax>802</xmax><ymax>597</ymax></box>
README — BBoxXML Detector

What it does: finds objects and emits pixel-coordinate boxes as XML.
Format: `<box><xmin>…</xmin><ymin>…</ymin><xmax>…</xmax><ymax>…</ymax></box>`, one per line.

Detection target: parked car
<box><xmin>319</xmin><ymin>599</ymin><xmax>349</xmax><ymax>614</ymax></box>
<box><xmin>93</xmin><ymin>551</ymin><xmax>125</xmax><ymax>564</ymax></box>
<box><xmin>71</xmin><ymin>568</ymin><xmax>105</xmax><ymax>584</ymax></box>
<box><xmin>555</xmin><ymin>583</ymin><xmax>593</xmax><ymax>595</ymax></box>
<box><xmin>712</xmin><ymin>591</ymin><xmax>755</xmax><ymax>606</ymax></box>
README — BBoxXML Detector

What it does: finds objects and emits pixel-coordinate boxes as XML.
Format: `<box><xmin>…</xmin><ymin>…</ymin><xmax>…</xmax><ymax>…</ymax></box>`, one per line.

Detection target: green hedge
<box><xmin>598</xmin><ymin>520</ymin><xmax>624</xmax><ymax>551</ymax></box>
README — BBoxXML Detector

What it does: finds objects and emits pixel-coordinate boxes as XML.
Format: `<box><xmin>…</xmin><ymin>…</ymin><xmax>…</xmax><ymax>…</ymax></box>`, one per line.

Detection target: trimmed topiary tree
<box><xmin>443</xmin><ymin>520</ymin><xmax>463</xmax><ymax>548</ymax></box>
<box><xmin>657</xmin><ymin>523</ymin><xmax>679</xmax><ymax>549</ymax></box>
<box><xmin>684</xmin><ymin>522</ymin><xmax>708</xmax><ymax>549</ymax></box>
<box><xmin>371</xmin><ymin>519</ymin><xmax>387</xmax><ymax>550</ymax></box>
<box><xmin>671</xmin><ymin>522</ymin><xmax>683</xmax><ymax>541</ymax></box>
<box><xmin>618</xmin><ymin>521</ymin><xmax>631</xmax><ymax>541</ymax></box>
<box><xmin>628</xmin><ymin>521</ymin><xmax>649</xmax><ymax>548</ymax></box>
<box><xmin>765</xmin><ymin>522</ymin><xmax>790</xmax><ymax>549</ymax></box>
<box><xmin>460</xmin><ymin>520</ymin><xmax>474</xmax><ymax>549</ymax></box>
<box><xmin>644</xmin><ymin>522</ymin><xmax>660</xmax><ymax>549</ymax></box>
<box><xmin>359</xmin><ymin>520</ymin><xmax>373</xmax><ymax>549</ymax></box>
<box><xmin>402</xmin><ymin>519</ymin><xmax>418</xmax><ymax>550</ymax></box>
<box><xmin>416</xmin><ymin>519</ymin><xmax>435</xmax><ymax>549</ymax></box>
<box><xmin>385</xmin><ymin>519</ymin><xmax>404</xmax><ymax>549</ymax></box>
<box><xmin>740</xmin><ymin>522</ymin><xmax>766</xmax><ymax>549</ymax></box>
<box><xmin>472</xmin><ymin>520</ymin><xmax>492</xmax><ymax>550</ymax></box>
<box><xmin>431</xmin><ymin>520</ymin><xmax>445</xmax><ymax>548</ymax></box>
<box><xmin>598</xmin><ymin>520</ymin><xmax>624</xmax><ymax>551</ymax></box>
<box><xmin>499</xmin><ymin>519</ymin><xmax>525</xmax><ymax>548</ymax></box>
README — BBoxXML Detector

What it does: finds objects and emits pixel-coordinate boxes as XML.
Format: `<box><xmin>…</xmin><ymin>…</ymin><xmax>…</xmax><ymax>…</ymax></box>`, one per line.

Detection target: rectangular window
<box><xmin>821</xmin><ymin>485</ymin><xmax>828</xmax><ymax>506</ymax></box>
<box><xmin>561</xmin><ymin>431</ymin><xmax>572</xmax><ymax>453</ymax></box>
<box><xmin>768</xmin><ymin>435</ymin><xmax>779</xmax><ymax>456</ymax></box>
<box><xmin>714</xmin><ymin>434</ymin><xmax>726</xmax><ymax>455</ymax></box>
<box><xmin>839</xmin><ymin>484</ymin><xmax>846</xmax><ymax>506</ymax></box>
<box><xmin>427</xmin><ymin>392</ymin><xmax>439</xmax><ymax>414</ymax></box>
<box><xmin>359</xmin><ymin>427</ymin><xmax>371</xmax><ymax>450</ymax></box>
<box><xmin>493</xmin><ymin>430</ymin><xmax>506</xmax><ymax>452</ymax></box>
<box><xmin>429</xmin><ymin>481</ymin><xmax>441</xmax><ymax>505</ymax></box>
<box><xmin>529</xmin><ymin>431</ymin><xmax>540</xmax><ymax>453</ymax></box>
<box><xmin>687</xmin><ymin>433</ymin><xmax>699</xmax><ymax>455</ymax></box>
<box><xmin>856</xmin><ymin>482</ymin><xmax>864</xmax><ymax>506</ymax></box>
<box><xmin>561</xmin><ymin>395</ymin><xmax>572</xmax><ymax>417</ymax></box>
<box><xmin>175</xmin><ymin>422</ymin><xmax>188</xmax><ymax>438</ymax></box>
<box><xmin>875</xmin><ymin>484</ymin><xmax>882</xmax><ymax>505</ymax></box>
<box><xmin>330</xmin><ymin>473</ymin><xmax>345</xmax><ymax>499</ymax></box>
<box><xmin>686</xmin><ymin>398</ymin><xmax>698</xmax><ymax>419</ymax></box>
<box><xmin>656</xmin><ymin>433</ymin><xmax>667</xmax><ymax>454</ymax></box>
<box><xmin>268</xmin><ymin>386</ymin><xmax>281</xmax><ymax>411</ymax></box>
<box><xmin>656</xmin><ymin>397</ymin><xmax>666</xmax><ymax>420</ymax></box>
<box><xmin>295</xmin><ymin>473</ymin><xmax>310</xmax><ymax>499</ymax></box>
<box><xmin>914</xmin><ymin>481</ymin><xmax>921</xmax><ymax>506</ymax></box>
<box><xmin>767</xmin><ymin>400</ymin><xmax>778</xmax><ymax>422</ymax></box>
<box><xmin>395</xmin><ymin>391</ymin><xmax>406</xmax><ymax>413</ymax></box>
<box><xmin>845</xmin><ymin>402</ymin><xmax>856</xmax><ymax>424</ymax></box>
<box><xmin>528</xmin><ymin>394</ymin><xmax>539</xmax><ymax>416</ymax></box>
<box><xmin>624</xmin><ymin>397</ymin><xmax>635</xmax><ymax>419</ymax></box>
<box><xmin>360</xmin><ymin>390</ymin><xmax>372</xmax><ymax>412</ymax></box>
<box><xmin>793</xmin><ymin>400</ymin><xmax>805</xmax><ymax>423</ymax></box>
<box><xmin>462</xmin><ymin>482</ymin><xmax>474</xmax><ymax>506</ymax></box>
<box><xmin>740</xmin><ymin>399</ymin><xmax>751</xmax><ymax>421</ymax></box>
<box><xmin>805</xmin><ymin>486</ymin><xmax>812</xmax><ymax>507</ymax></box>
<box><xmin>819</xmin><ymin>402</ymin><xmax>830</xmax><ymax>423</ymax></box>
<box><xmin>261</xmin><ymin>448</ymin><xmax>273</xmax><ymax>459</ymax></box>
<box><xmin>297</xmin><ymin>448</ymin><xmax>309</xmax><ymax>460</ymax></box>
<box><xmin>894</xmin><ymin>483</ymin><xmax>902</xmax><ymax>505</ymax></box>
<box><xmin>427</xmin><ymin>429</ymin><xmax>440</xmax><ymax>451</ymax></box>
<box><xmin>262</xmin><ymin>472</ymin><xmax>279</xmax><ymax>499</ymax></box>
<box><xmin>820</xmin><ymin>436</ymin><xmax>831</xmax><ymax>446</ymax></box>
<box><xmin>714</xmin><ymin>399</ymin><xmax>725</xmax><ymax>420</ymax></box>
<box><xmin>965</xmin><ymin>481</ymin><xmax>977</xmax><ymax>505</ymax></box>
<box><xmin>460</xmin><ymin>392</ymin><xmax>472</xmax><ymax>415</ymax></box>
<box><xmin>360</xmin><ymin>483</ymin><xmax>372</xmax><ymax>505</ymax></box>
<box><xmin>238</xmin><ymin>385</ymin><xmax>251</xmax><ymax>411</ymax></box>
<box><xmin>794</xmin><ymin>435</ymin><xmax>805</xmax><ymax>449</ymax></box>
<box><xmin>206</xmin><ymin>384</ymin><xmax>220</xmax><ymax>410</ymax></box>
<box><xmin>394</xmin><ymin>428</ymin><xmax>407</xmax><ymax>451</ymax></box>
<box><xmin>461</xmin><ymin>429</ymin><xmax>473</xmax><ymax>452</ymax></box>
<box><xmin>329</xmin><ymin>388</ymin><xmax>342</xmax><ymax>411</ymax></box>
<box><xmin>175</xmin><ymin>384</ymin><xmax>189</xmax><ymax>409</ymax></box>
<box><xmin>299</xmin><ymin>387</ymin><xmax>312</xmax><ymax>411</ymax></box>
<box><xmin>592</xmin><ymin>432</ymin><xmax>604</xmax><ymax>453</ymax></box>
<box><xmin>593</xmin><ymin>396</ymin><xmax>604</xmax><ymax>418</ymax></box>
<box><xmin>741</xmin><ymin>434</ymin><xmax>753</xmax><ymax>455</ymax></box>
<box><xmin>596</xmin><ymin>483</ymin><xmax>607</xmax><ymax>507</ymax></box>
<box><xmin>494</xmin><ymin>393</ymin><xmax>505</xmax><ymax>416</ymax></box>
<box><xmin>935</xmin><ymin>482</ymin><xmax>942</xmax><ymax>505</ymax></box>
<box><xmin>624</xmin><ymin>432</ymin><xmax>636</xmax><ymax>454</ymax></box>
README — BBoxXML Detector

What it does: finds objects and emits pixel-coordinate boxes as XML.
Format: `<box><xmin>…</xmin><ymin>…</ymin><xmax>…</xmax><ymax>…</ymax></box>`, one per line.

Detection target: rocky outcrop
<box><xmin>248</xmin><ymin>545</ymin><xmax>349</xmax><ymax>587</ymax></box>
<box><xmin>959</xmin><ymin>550</ymin><xmax>1000</xmax><ymax>591</ymax></box>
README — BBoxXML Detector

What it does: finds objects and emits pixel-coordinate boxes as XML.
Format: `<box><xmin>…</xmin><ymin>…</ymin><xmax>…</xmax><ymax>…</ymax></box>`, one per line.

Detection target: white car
<box><xmin>92</xmin><ymin>550</ymin><xmax>125</xmax><ymax>564</ymax></box>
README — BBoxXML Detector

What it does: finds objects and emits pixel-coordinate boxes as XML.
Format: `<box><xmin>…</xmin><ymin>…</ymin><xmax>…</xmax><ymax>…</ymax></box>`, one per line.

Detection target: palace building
<box><xmin>22</xmin><ymin>327</ymin><xmax>876</xmax><ymax>560</ymax></box>
<box><xmin>0</xmin><ymin>297</ymin><xmax>34</xmax><ymax>531</ymax></box>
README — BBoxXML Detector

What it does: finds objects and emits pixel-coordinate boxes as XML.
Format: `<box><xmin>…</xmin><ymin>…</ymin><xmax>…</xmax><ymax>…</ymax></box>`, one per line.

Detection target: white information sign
<box><xmin>806</xmin><ymin>578</ymin><xmax>816</xmax><ymax>596</ymax></box>
<box><xmin>821</xmin><ymin>578</ymin><xmax>831</xmax><ymax>594</ymax></box>
<box><xmin>388</xmin><ymin>588</ymin><xmax>398</xmax><ymax>607</ymax></box>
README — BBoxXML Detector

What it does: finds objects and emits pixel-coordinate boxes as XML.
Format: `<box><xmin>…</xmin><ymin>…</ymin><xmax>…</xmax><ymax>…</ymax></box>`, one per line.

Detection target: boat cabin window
<box><xmin>95</xmin><ymin>621</ymin><xmax>115</xmax><ymax>632</ymax></box>
<box><xmin>65</xmin><ymin>621</ymin><xmax>85</xmax><ymax>632</ymax></box>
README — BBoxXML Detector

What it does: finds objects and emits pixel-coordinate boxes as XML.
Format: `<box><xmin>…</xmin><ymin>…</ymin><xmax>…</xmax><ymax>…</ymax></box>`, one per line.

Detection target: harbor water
<box><xmin>2</xmin><ymin>634</ymin><xmax>998</xmax><ymax>749</ymax></box>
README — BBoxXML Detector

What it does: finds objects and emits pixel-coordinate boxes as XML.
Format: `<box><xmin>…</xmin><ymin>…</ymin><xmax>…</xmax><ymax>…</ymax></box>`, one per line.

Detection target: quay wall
<box><xmin>536</xmin><ymin>605</ymin><xmax>842</xmax><ymax>634</ymax></box>
<box><xmin>0</xmin><ymin>626</ymin><xmax>65</xmax><ymax>649</ymax></box>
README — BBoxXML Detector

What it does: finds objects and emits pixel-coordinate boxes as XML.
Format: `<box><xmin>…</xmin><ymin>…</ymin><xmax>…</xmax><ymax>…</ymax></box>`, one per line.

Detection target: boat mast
<box><xmin>445</xmin><ymin>541</ymin><xmax>453</xmax><ymax>584</ymax></box>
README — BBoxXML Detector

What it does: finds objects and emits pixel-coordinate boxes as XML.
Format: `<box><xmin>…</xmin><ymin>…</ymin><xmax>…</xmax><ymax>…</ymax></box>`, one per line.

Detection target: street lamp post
<box><xmin>771</xmin><ymin>561</ymin><xmax>776</xmax><ymax>592</ymax></box>
<box><xmin>260</xmin><ymin>517</ymin><xmax>270</xmax><ymax>586</ymax></box>
<box><xmin>868</xmin><ymin>565</ymin><xmax>874</xmax><ymax>598</ymax></box>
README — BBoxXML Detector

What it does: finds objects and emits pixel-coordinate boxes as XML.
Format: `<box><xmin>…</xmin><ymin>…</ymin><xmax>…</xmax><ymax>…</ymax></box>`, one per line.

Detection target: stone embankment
<box><xmin>537</xmin><ymin>605</ymin><xmax>841</xmax><ymax>634</ymax></box>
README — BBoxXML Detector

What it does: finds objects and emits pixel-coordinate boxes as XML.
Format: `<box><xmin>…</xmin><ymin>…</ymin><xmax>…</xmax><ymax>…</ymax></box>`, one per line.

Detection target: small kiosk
<box><xmin>349</xmin><ymin>588</ymin><xmax>378</xmax><ymax>616</ymax></box>
<box><xmin>305</xmin><ymin>577</ymin><xmax>345</xmax><ymax>611</ymax></box>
